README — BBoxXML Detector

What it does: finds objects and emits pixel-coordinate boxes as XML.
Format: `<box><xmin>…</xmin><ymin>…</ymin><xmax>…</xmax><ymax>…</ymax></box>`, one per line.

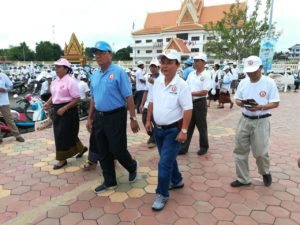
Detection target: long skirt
<box><xmin>52</xmin><ymin>103</ymin><xmax>84</xmax><ymax>160</ymax></box>
<box><xmin>219</xmin><ymin>91</ymin><xmax>232</xmax><ymax>104</ymax></box>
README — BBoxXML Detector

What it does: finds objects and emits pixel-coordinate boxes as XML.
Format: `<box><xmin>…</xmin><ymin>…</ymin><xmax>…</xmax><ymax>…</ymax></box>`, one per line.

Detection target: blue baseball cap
<box><xmin>183</xmin><ymin>59</ymin><xmax>194</xmax><ymax>66</ymax></box>
<box><xmin>91</xmin><ymin>41</ymin><xmax>112</xmax><ymax>53</ymax></box>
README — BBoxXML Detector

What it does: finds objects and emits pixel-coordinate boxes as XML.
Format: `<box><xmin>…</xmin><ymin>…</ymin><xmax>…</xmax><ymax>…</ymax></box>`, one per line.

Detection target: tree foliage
<box><xmin>204</xmin><ymin>0</ymin><xmax>279</xmax><ymax>60</ymax></box>
<box><xmin>6</xmin><ymin>42</ymin><xmax>35</xmax><ymax>61</ymax></box>
<box><xmin>35</xmin><ymin>41</ymin><xmax>63</xmax><ymax>61</ymax></box>
<box><xmin>113</xmin><ymin>46</ymin><xmax>132</xmax><ymax>61</ymax></box>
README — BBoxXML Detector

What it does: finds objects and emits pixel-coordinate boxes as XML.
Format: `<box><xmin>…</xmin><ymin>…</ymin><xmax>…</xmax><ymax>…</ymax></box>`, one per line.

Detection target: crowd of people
<box><xmin>3</xmin><ymin>40</ymin><xmax>300</xmax><ymax>212</ymax></box>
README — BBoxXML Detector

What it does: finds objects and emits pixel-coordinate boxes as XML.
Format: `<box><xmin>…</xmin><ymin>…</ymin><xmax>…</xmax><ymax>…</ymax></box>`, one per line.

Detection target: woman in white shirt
<box><xmin>218</xmin><ymin>66</ymin><xmax>234</xmax><ymax>109</ymax></box>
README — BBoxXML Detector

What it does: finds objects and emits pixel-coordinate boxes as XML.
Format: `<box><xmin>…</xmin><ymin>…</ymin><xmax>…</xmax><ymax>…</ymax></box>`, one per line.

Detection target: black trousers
<box><xmin>134</xmin><ymin>90</ymin><xmax>145</xmax><ymax>113</ymax></box>
<box><xmin>179</xmin><ymin>98</ymin><xmax>209</xmax><ymax>154</ymax></box>
<box><xmin>142</xmin><ymin>108</ymin><xmax>156</xmax><ymax>140</ymax></box>
<box><xmin>88</xmin><ymin>107</ymin><xmax>136</xmax><ymax>186</ymax></box>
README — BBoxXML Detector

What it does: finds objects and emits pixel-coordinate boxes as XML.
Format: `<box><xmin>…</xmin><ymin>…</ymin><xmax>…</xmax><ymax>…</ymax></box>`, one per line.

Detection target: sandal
<box><xmin>76</xmin><ymin>147</ymin><xmax>88</xmax><ymax>158</ymax></box>
<box><xmin>82</xmin><ymin>161</ymin><xmax>96</xmax><ymax>171</ymax></box>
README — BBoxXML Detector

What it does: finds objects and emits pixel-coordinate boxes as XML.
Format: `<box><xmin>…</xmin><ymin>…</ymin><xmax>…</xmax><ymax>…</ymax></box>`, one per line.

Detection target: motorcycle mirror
<box><xmin>13</xmin><ymin>94</ymin><xmax>19</xmax><ymax>98</ymax></box>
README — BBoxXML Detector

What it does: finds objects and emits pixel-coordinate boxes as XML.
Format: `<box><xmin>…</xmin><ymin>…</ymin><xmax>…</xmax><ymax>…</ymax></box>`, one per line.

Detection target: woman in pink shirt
<box><xmin>43</xmin><ymin>58</ymin><xmax>87</xmax><ymax>169</ymax></box>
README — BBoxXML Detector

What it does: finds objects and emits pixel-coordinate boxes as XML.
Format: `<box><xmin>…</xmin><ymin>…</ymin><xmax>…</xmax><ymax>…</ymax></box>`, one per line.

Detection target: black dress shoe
<box><xmin>53</xmin><ymin>160</ymin><xmax>67</xmax><ymax>170</ymax></box>
<box><xmin>197</xmin><ymin>148</ymin><xmax>208</xmax><ymax>156</ymax></box>
<box><xmin>230</xmin><ymin>180</ymin><xmax>251</xmax><ymax>187</ymax></box>
<box><xmin>16</xmin><ymin>136</ymin><xmax>25</xmax><ymax>142</ymax></box>
<box><xmin>263</xmin><ymin>174</ymin><xmax>272</xmax><ymax>187</ymax></box>
<box><xmin>76</xmin><ymin>147</ymin><xmax>88</xmax><ymax>158</ymax></box>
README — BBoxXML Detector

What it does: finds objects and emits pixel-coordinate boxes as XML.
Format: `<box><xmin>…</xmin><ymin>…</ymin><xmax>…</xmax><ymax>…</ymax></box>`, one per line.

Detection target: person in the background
<box><xmin>72</xmin><ymin>70</ymin><xmax>80</xmax><ymax>83</ymax></box>
<box><xmin>0</xmin><ymin>71</ymin><xmax>25</xmax><ymax>144</ymax></box>
<box><xmin>78</xmin><ymin>75</ymin><xmax>90</xmax><ymax>100</ymax></box>
<box><xmin>139</xmin><ymin>59</ymin><xmax>161</xmax><ymax>148</ymax></box>
<box><xmin>218</xmin><ymin>66</ymin><xmax>234</xmax><ymax>109</ymax></box>
<box><xmin>179</xmin><ymin>53</ymin><xmax>211</xmax><ymax>156</ymax></box>
<box><xmin>207</xmin><ymin>64</ymin><xmax>222</xmax><ymax>107</ymax></box>
<box><xmin>231</xmin><ymin>62</ymin><xmax>240</xmax><ymax>94</ymax></box>
<box><xmin>182</xmin><ymin>59</ymin><xmax>194</xmax><ymax>80</ymax></box>
<box><xmin>135</xmin><ymin>61</ymin><xmax>146</xmax><ymax>113</ymax></box>
<box><xmin>40</xmin><ymin>74</ymin><xmax>53</xmax><ymax>102</ymax></box>
<box><xmin>43</xmin><ymin>58</ymin><xmax>87</xmax><ymax>169</ymax></box>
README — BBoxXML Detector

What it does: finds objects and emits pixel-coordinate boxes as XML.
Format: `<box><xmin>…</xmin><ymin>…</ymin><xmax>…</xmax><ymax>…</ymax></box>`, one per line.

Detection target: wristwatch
<box><xmin>130</xmin><ymin>116</ymin><xmax>137</xmax><ymax>121</ymax></box>
<box><xmin>181</xmin><ymin>129</ymin><xmax>187</xmax><ymax>134</ymax></box>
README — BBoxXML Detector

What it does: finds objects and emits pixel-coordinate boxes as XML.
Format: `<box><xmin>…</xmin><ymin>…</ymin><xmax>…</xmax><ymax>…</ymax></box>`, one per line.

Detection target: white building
<box><xmin>288</xmin><ymin>44</ymin><xmax>300</xmax><ymax>59</ymax></box>
<box><xmin>131</xmin><ymin>0</ymin><xmax>246</xmax><ymax>64</ymax></box>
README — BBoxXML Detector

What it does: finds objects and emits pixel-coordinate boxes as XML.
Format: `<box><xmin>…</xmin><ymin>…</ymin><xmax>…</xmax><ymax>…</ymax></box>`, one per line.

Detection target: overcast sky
<box><xmin>0</xmin><ymin>0</ymin><xmax>298</xmax><ymax>52</ymax></box>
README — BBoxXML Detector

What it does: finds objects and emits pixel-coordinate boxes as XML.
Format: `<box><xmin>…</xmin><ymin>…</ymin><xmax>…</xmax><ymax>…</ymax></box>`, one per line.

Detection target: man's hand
<box><xmin>176</xmin><ymin>131</ymin><xmax>187</xmax><ymax>143</ymax></box>
<box><xmin>139</xmin><ymin>105</ymin><xmax>143</xmax><ymax>114</ymax></box>
<box><xmin>57</xmin><ymin>107</ymin><xmax>67</xmax><ymax>116</ymax></box>
<box><xmin>0</xmin><ymin>88</ymin><xmax>6</xmax><ymax>93</ymax></box>
<box><xmin>130</xmin><ymin>120</ymin><xmax>140</xmax><ymax>133</ymax></box>
<box><xmin>145</xmin><ymin>121</ymin><xmax>152</xmax><ymax>133</ymax></box>
<box><xmin>86</xmin><ymin>118</ymin><xmax>93</xmax><ymax>133</ymax></box>
<box><xmin>246</xmin><ymin>105</ymin><xmax>263</xmax><ymax>112</ymax></box>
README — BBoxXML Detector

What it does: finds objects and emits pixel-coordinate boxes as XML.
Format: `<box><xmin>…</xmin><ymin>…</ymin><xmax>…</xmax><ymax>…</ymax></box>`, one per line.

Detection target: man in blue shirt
<box><xmin>0</xmin><ymin>71</ymin><xmax>24</xmax><ymax>144</ymax></box>
<box><xmin>182</xmin><ymin>59</ymin><xmax>194</xmax><ymax>80</ymax></box>
<box><xmin>84</xmin><ymin>41</ymin><xmax>140</xmax><ymax>193</ymax></box>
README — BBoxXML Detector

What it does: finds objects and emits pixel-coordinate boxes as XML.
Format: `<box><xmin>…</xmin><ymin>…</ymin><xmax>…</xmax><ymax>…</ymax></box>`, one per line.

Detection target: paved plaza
<box><xmin>0</xmin><ymin>92</ymin><xmax>300</xmax><ymax>225</ymax></box>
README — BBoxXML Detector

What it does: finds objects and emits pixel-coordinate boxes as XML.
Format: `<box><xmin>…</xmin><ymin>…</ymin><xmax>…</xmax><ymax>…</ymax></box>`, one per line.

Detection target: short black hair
<box><xmin>214</xmin><ymin>64</ymin><xmax>220</xmax><ymax>69</ymax></box>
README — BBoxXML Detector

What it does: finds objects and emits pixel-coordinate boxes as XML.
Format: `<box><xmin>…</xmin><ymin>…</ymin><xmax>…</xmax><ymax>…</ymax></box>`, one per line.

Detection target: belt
<box><xmin>156</xmin><ymin>121</ymin><xmax>180</xmax><ymax>130</ymax></box>
<box><xmin>242</xmin><ymin>113</ymin><xmax>271</xmax><ymax>120</ymax></box>
<box><xmin>95</xmin><ymin>106</ymin><xmax>125</xmax><ymax>117</ymax></box>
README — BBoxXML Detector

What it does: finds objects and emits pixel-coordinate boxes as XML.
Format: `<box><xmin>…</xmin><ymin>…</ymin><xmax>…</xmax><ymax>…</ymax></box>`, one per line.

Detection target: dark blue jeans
<box><xmin>154</xmin><ymin>126</ymin><xmax>183</xmax><ymax>197</ymax></box>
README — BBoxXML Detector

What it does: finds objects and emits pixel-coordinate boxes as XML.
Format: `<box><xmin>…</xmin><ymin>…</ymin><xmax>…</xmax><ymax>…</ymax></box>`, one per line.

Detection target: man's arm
<box><xmin>127</xmin><ymin>96</ymin><xmax>140</xmax><ymax>133</ymax></box>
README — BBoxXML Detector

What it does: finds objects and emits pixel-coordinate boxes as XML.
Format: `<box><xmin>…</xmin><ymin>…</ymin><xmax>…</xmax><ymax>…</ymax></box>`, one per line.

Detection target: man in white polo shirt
<box><xmin>179</xmin><ymin>53</ymin><xmax>211</xmax><ymax>155</ymax></box>
<box><xmin>231</xmin><ymin>62</ymin><xmax>240</xmax><ymax>94</ymax></box>
<box><xmin>135</xmin><ymin>61</ymin><xmax>146</xmax><ymax>113</ymax></box>
<box><xmin>231</xmin><ymin>55</ymin><xmax>280</xmax><ymax>188</ymax></box>
<box><xmin>146</xmin><ymin>49</ymin><xmax>193</xmax><ymax>211</ymax></box>
<box><xmin>139</xmin><ymin>59</ymin><xmax>161</xmax><ymax>148</ymax></box>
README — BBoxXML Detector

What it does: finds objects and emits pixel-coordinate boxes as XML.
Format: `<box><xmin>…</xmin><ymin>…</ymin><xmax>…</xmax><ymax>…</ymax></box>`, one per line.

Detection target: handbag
<box><xmin>35</xmin><ymin>111</ymin><xmax>52</xmax><ymax>131</ymax></box>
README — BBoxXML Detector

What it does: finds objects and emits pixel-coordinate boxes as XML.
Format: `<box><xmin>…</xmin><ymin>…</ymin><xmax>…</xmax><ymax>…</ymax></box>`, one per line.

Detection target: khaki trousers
<box><xmin>0</xmin><ymin>105</ymin><xmax>20</xmax><ymax>139</ymax></box>
<box><xmin>233</xmin><ymin>116</ymin><xmax>271</xmax><ymax>184</ymax></box>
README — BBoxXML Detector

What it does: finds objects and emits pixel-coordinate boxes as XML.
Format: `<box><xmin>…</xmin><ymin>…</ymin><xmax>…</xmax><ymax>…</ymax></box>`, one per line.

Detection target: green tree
<box><xmin>113</xmin><ymin>46</ymin><xmax>132</xmax><ymax>61</ymax></box>
<box><xmin>6</xmin><ymin>42</ymin><xmax>35</xmax><ymax>61</ymax></box>
<box><xmin>85</xmin><ymin>47</ymin><xmax>94</xmax><ymax>61</ymax></box>
<box><xmin>204</xmin><ymin>0</ymin><xmax>279</xmax><ymax>60</ymax></box>
<box><xmin>35</xmin><ymin>41</ymin><xmax>63</xmax><ymax>61</ymax></box>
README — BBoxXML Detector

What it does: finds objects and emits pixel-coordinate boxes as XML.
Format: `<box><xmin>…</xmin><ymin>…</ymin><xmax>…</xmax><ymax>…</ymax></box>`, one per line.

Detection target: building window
<box><xmin>137</xmin><ymin>50</ymin><xmax>140</xmax><ymax>54</ymax></box>
<box><xmin>146</xmin><ymin>39</ymin><xmax>152</xmax><ymax>43</ymax></box>
<box><xmin>135</xmin><ymin>40</ymin><xmax>141</xmax><ymax>44</ymax></box>
<box><xmin>191</xmin><ymin>48</ymin><xmax>199</xmax><ymax>52</ymax></box>
<box><xmin>146</xmin><ymin>50</ymin><xmax>152</xmax><ymax>54</ymax></box>
<box><xmin>166</xmin><ymin>38</ymin><xmax>171</xmax><ymax>42</ymax></box>
<box><xmin>207</xmin><ymin>36</ymin><xmax>215</xmax><ymax>41</ymax></box>
<box><xmin>296</xmin><ymin>49</ymin><xmax>300</xmax><ymax>52</ymax></box>
<box><xmin>176</xmin><ymin>33</ymin><xmax>188</xmax><ymax>40</ymax></box>
<box><xmin>157</xmin><ymin>39</ymin><xmax>163</xmax><ymax>43</ymax></box>
<box><xmin>157</xmin><ymin>50</ymin><xmax>163</xmax><ymax>53</ymax></box>
<box><xmin>191</xmin><ymin>36</ymin><xmax>200</xmax><ymax>41</ymax></box>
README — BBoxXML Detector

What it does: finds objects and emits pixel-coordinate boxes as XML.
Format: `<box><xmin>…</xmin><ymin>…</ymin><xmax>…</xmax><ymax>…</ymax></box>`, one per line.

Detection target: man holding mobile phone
<box><xmin>231</xmin><ymin>56</ymin><xmax>280</xmax><ymax>188</ymax></box>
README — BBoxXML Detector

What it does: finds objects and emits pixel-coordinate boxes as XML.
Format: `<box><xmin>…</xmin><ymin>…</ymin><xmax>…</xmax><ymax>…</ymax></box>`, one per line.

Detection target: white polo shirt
<box><xmin>186</xmin><ymin>70</ymin><xmax>212</xmax><ymax>100</ymax></box>
<box><xmin>234</xmin><ymin>76</ymin><xmax>280</xmax><ymax>117</ymax></box>
<box><xmin>0</xmin><ymin>73</ymin><xmax>13</xmax><ymax>106</ymax></box>
<box><xmin>149</xmin><ymin>74</ymin><xmax>193</xmax><ymax>125</ymax></box>
<box><xmin>78</xmin><ymin>80</ymin><xmax>90</xmax><ymax>100</ymax></box>
<box><xmin>135</xmin><ymin>68</ymin><xmax>147</xmax><ymax>91</ymax></box>
<box><xmin>231</xmin><ymin>67</ymin><xmax>240</xmax><ymax>80</ymax></box>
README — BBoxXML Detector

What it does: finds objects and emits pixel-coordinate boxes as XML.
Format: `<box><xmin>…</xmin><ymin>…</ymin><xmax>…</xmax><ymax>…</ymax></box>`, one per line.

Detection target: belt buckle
<box><xmin>156</xmin><ymin>125</ymin><xmax>163</xmax><ymax>129</ymax></box>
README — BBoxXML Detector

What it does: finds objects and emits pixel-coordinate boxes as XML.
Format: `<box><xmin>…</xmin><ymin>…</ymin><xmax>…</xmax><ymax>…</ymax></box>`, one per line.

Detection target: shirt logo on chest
<box><xmin>60</xmin><ymin>85</ymin><xmax>65</xmax><ymax>90</ymax></box>
<box><xmin>259</xmin><ymin>91</ymin><xmax>266</xmax><ymax>97</ymax></box>
<box><xmin>200</xmin><ymin>77</ymin><xmax>205</xmax><ymax>81</ymax></box>
<box><xmin>109</xmin><ymin>74</ymin><xmax>115</xmax><ymax>80</ymax></box>
<box><xmin>169</xmin><ymin>85</ymin><xmax>178</xmax><ymax>94</ymax></box>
